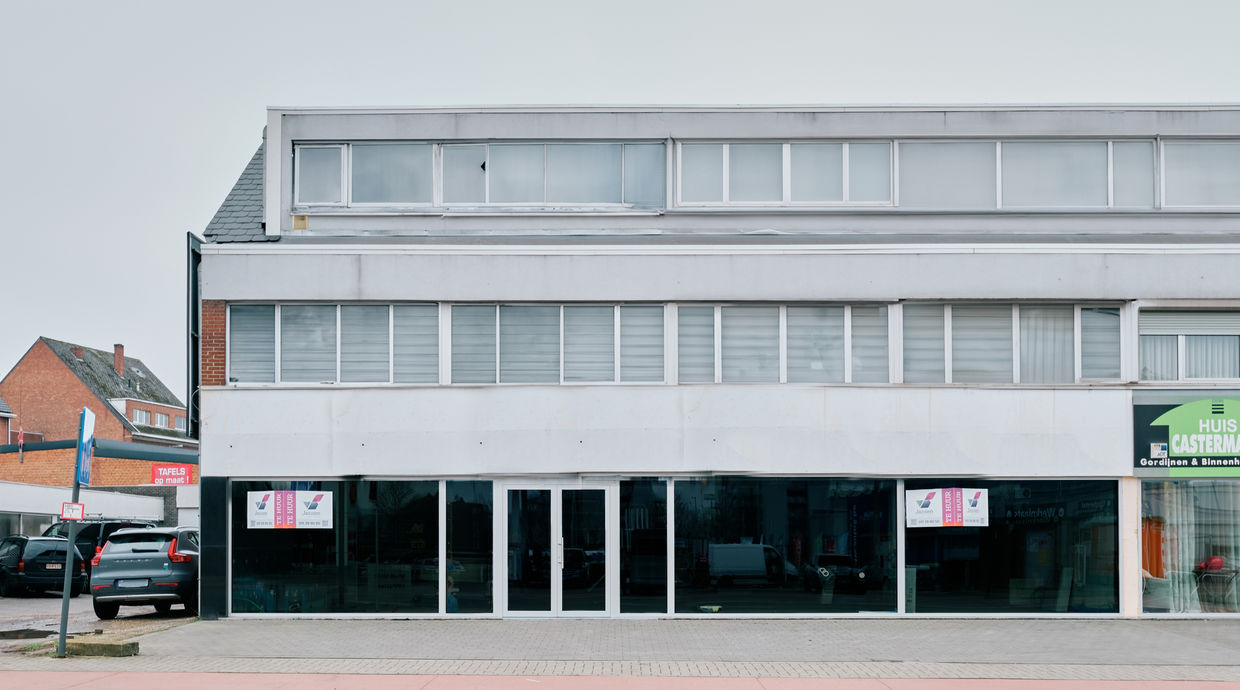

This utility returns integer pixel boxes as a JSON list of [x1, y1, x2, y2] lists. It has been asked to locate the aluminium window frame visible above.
[[132, 409, 151, 425], [346, 141, 436, 209], [674, 141, 895, 208], [1158, 138, 1240, 210], [292, 144, 348, 207], [154, 412, 170, 428]]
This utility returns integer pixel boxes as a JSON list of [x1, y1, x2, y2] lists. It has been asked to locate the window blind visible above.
[[564, 306, 615, 382], [677, 307, 716, 383], [721, 306, 779, 383], [394, 305, 439, 383], [451, 305, 496, 383], [952, 305, 1012, 383], [280, 305, 337, 382], [341, 305, 390, 382], [620, 306, 664, 382], [499, 305, 560, 383], [786, 306, 844, 383], [851, 306, 889, 383], [229, 305, 275, 382]]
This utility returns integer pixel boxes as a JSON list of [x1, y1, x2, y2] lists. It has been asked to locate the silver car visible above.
[[89, 527, 199, 619]]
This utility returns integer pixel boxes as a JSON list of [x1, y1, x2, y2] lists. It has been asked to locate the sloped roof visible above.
[[204, 143, 274, 243], [0, 393, 12, 416], [40, 337, 184, 410]]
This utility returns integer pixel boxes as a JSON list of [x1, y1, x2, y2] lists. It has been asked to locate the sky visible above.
[[1, 0, 1238, 404]]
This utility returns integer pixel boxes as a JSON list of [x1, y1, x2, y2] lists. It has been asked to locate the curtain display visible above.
[[1142, 480, 1240, 613]]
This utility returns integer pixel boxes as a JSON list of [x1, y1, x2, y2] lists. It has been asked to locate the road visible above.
[[0, 589, 193, 653]]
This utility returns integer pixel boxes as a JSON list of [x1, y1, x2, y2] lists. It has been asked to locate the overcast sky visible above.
[[2, 0, 1238, 404]]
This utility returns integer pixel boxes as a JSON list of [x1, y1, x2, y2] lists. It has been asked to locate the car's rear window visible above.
[[102, 533, 174, 554], [24, 542, 67, 559]]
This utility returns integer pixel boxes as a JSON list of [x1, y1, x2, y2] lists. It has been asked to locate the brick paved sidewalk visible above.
[[1, 618, 1238, 681]]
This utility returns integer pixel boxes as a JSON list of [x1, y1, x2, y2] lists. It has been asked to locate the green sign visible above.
[[1137, 398, 1240, 475]]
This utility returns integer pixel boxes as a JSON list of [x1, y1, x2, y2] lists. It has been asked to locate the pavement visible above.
[[0, 617, 1239, 686]]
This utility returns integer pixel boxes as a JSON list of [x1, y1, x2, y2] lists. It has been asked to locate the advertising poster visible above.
[[906, 488, 989, 527], [247, 491, 333, 529], [1134, 395, 1240, 477]]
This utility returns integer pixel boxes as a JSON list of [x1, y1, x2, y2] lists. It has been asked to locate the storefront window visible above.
[[621, 478, 667, 613], [231, 480, 438, 613], [446, 481, 493, 614], [674, 477, 896, 614], [904, 479, 1117, 613], [1142, 480, 1240, 614]]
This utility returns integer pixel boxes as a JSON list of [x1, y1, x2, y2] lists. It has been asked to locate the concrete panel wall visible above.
[[199, 386, 1131, 479]]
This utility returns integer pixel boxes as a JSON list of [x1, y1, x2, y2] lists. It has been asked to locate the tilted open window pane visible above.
[[620, 306, 664, 382], [790, 144, 843, 202], [451, 305, 496, 383], [1185, 335, 1240, 378], [1164, 141, 1240, 206], [489, 145, 545, 203], [721, 306, 779, 382], [1081, 308, 1121, 379], [728, 144, 782, 202], [393, 305, 439, 383], [847, 143, 891, 201], [499, 306, 560, 383], [564, 306, 615, 382], [899, 142, 996, 209], [1139, 335, 1178, 381], [786, 306, 844, 383], [442, 145, 487, 204], [296, 147, 342, 204], [681, 144, 723, 202], [902, 304, 945, 383], [678, 306, 716, 383], [624, 144, 666, 207], [952, 305, 1012, 383], [351, 144, 431, 204], [1002, 142, 1108, 207], [340, 305, 390, 382], [229, 305, 275, 383], [280, 305, 337, 382], [1111, 142, 1155, 208], [1019, 305, 1074, 383], [547, 144, 622, 203], [851, 306, 889, 383]]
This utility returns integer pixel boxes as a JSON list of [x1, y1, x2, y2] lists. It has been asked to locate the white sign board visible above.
[[246, 491, 333, 529], [905, 488, 988, 528], [60, 502, 85, 521]]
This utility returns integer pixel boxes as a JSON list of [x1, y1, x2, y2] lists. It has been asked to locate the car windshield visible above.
[[103, 533, 174, 554]]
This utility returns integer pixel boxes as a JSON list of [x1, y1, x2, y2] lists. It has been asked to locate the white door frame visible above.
[[498, 478, 618, 618]]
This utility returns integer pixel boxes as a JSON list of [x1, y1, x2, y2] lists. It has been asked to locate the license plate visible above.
[[45, 563, 62, 570], [117, 579, 149, 588]]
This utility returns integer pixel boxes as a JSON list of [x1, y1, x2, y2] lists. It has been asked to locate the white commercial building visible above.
[[192, 106, 1240, 619]]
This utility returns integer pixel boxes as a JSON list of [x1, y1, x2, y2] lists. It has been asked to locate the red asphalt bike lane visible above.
[[4, 674, 1239, 689]]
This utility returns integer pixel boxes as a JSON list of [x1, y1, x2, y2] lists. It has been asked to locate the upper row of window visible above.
[[294, 140, 1240, 210]]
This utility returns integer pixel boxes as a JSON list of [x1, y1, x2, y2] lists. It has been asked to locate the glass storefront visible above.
[[231, 480, 439, 613], [674, 478, 897, 614], [1142, 479, 1240, 614], [904, 479, 1118, 613], [225, 476, 1129, 617]]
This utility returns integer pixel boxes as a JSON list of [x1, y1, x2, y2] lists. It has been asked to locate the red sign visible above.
[[150, 463, 195, 485]]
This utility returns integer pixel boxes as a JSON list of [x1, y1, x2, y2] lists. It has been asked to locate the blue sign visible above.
[[76, 407, 95, 486]]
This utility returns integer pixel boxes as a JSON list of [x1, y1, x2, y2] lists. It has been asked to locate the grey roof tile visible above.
[[0, 394, 11, 416], [204, 143, 275, 243]]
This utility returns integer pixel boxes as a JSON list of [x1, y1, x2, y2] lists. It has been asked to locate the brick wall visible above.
[[0, 447, 198, 487], [202, 300, 226, 387], [0, 341, 129, 442]]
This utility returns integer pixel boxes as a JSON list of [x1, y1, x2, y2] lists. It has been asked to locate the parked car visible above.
[[43, 519, 155, 576], [90, 526, 199, 619], [707, 543, 799, 587], [0, 536, 86, 597], [802, 554, 870, 594]]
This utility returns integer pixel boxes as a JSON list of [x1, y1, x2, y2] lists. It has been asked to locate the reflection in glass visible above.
[[508, 490, 551, 611], [562, 490, 606, 612], [447, 481, 493, 614], [621, 479, 667, 613], [1142, 480, 1240, 614], [231, 480, 438, 613], [904, 479, 1117, 613], [674, 477, 896, 614]]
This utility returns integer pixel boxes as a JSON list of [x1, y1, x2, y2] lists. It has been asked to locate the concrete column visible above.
[[1119, 476, 1142, 618]]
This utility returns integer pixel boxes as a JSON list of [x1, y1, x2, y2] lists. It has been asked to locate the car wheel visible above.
[[93, 600, 119, 620]]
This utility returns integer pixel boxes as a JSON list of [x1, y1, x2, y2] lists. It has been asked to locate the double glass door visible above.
[[505, 483, 613, 616]]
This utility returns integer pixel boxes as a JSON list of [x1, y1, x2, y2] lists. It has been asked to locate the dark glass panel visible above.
[[561, 489, 606, 611], [905, 479, 1117, 613], [446, 481, 493, 614], [621, 478, 667, 613], [674, 477, 896, 614], [230, 480, 438, 613], [507, 489, 551, 611]]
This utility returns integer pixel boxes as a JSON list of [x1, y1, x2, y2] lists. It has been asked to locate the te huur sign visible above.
[[1134, 394, 1240, 478]]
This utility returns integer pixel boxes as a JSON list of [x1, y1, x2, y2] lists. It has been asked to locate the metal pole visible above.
[[56, 478, 80, 658]]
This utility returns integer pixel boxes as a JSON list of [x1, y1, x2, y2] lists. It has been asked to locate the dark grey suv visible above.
[[89, 527, 199, 619], [0, 536, 86, 597]]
